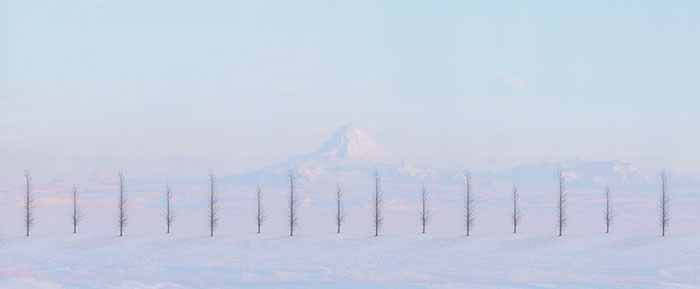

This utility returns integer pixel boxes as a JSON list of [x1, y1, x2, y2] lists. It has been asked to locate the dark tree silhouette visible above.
[[419, 183, 430, 234], [511, 184, 522, 234], [556, 170, 567, 237], [334, 182, 346, 234], [70, 182, 82, 234], [24, 170, 34, 237], [117, 170, 127, 237], [165, 183, 174, 234], [463, 170, 475, 236], [255, 184, 265, 234], [604, 184, 614, 234], [660, 170, 670, 237], [372, 170, 383, 237], [288, 169, 299, 236], [208, 170, 218, 237]]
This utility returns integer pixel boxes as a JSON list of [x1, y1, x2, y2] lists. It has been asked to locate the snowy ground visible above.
[[2, 129, 699, 288], [1, 231, 699, 289]]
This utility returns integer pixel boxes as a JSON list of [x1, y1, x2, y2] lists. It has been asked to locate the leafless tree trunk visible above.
[[165, 183, 174, 234], [288, 169, 298, 236], [420, 183, 430, 234], [660, 170, 670, 237], [604, 183, 614, 234], [70, 182, 82, 234], [334, 182, 346, 234], [372, 170, 383, 237], [463, 170, 475, 236], [255, 184, 265, 234], [511, 184, 522, 234], [208, 170, 218, 237], [117, 170, 127, 237], [556, 170, 567, 237], [24, 170, 34, 237]]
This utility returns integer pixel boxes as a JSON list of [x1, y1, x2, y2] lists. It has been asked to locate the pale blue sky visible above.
[[1, 0, 699, 177]]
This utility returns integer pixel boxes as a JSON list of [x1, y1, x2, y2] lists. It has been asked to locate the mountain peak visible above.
[[246, 125, 392, 181], [311, 124, 390, 163]]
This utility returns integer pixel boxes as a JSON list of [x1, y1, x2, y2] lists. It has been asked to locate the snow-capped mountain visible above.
[[221, 124, 445, 186], [310, 124, 391, 164], [232, 125, 395, 183], [223, 125, 689, 194]]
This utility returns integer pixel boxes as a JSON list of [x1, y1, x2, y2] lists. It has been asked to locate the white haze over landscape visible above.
[[2, 1, 700, 288], [1, 125, 700, 288]]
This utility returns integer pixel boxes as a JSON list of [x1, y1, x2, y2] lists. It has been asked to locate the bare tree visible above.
[[604, 183, 614, 234], [117, 170, 127, 237], [255, 184, 265, 234], [556, 170, 567, 237], [165, 183, 174, 234], [463, 170, 475, 236], [420, 183, 430, 234], [372, 170, 383, 237], [660, 170, 670, 237], [288, 169, 298, 236], [70, 182, 82, 234], [208, 170, 218, 237], [24, 170, 34, 237], [511, 184, 522, 234], [334, 182, 346, 234]]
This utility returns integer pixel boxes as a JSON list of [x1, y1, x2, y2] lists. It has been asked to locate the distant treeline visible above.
[[17, 168, 672, 237]]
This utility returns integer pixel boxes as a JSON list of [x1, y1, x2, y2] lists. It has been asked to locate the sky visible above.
[[1, 0, 699, 179]]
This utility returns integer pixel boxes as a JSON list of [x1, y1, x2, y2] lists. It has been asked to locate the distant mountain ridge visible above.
[[222, 125, 681, 192], [223, 125, 436, 185]]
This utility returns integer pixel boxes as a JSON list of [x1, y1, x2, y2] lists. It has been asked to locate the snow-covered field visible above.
[[2, 126, 700, 288], [1, 231, 699, 289]]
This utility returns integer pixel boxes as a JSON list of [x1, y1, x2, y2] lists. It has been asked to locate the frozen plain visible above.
[[1, 231, 699, 289], [2, 126, 699, 288]]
